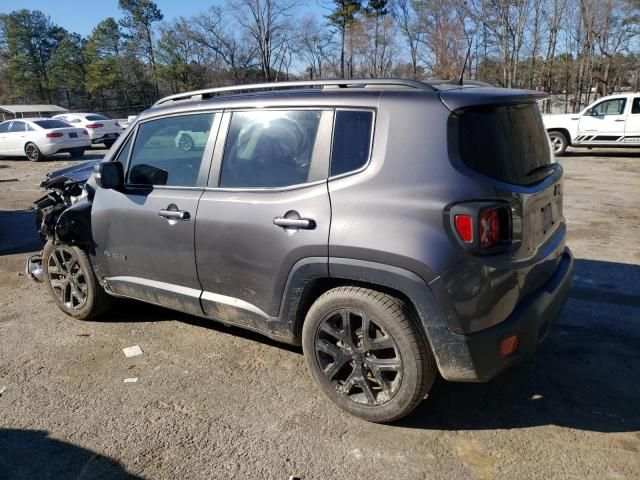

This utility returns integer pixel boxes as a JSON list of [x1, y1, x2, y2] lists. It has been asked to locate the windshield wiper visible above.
[[527, 163, 559, 177]]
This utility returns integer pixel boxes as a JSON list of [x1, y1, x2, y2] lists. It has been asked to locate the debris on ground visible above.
[[122, 345, 143, 358], [123, 378, 138, 383], [0, 384, 6, 395]]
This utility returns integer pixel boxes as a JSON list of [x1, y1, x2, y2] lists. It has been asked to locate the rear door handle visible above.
[[273, 217, 315, 229], [614, 119, 626, 122], [158, 209, 190, 220]]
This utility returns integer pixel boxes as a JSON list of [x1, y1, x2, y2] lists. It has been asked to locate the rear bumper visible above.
[[40, 140, 91, 155], [430, 247, 574, 382], [91, 132, 120, 143]]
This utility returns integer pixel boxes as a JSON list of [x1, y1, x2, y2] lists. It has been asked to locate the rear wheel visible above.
[[548, 131, 568, 156], [43, 241, 112, 320], [302, 286, 437, 423], [103, 140, 116, 149], [25, 142, 45, 162], [69, 148, 85, 159]]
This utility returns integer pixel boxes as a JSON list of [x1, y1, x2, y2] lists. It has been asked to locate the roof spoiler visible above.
[[439, 88, 549, 113]]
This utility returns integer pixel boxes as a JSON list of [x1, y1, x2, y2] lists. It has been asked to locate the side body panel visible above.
[[92, 187, 204, 316]]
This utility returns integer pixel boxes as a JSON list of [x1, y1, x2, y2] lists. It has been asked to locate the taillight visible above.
[[46, 132, 64, 138], [454, 215, 473, 243], [449, 202, 511, 254], [479, 208, 500, 248], [85, 123, 103, 128]]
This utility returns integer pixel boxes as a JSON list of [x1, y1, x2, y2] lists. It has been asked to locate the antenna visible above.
[[458, 39, 473, 86]]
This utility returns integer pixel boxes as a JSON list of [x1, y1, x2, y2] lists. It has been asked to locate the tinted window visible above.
[[9, 121, 26, 132], [220, 110, 321, 188], [86, 114, 109, 121], [590, 99, 626, 116], [33, 120, 71, 129], [331, 110, 373, 176], [632, 98, 640, 114], [115, 134, 134, 164], [0, 122, 9, 133], [125, 113, 215, 187], [457, 103, 552, 186]]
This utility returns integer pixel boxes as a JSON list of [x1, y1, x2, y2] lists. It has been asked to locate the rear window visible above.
[[331, 110, 374, 176], [85, 114, 109, 121], [33, 120, 70, 129], [457, 103, 552, 185]]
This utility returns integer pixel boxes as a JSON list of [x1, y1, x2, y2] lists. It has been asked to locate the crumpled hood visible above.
[[40, 159, 101, 187]]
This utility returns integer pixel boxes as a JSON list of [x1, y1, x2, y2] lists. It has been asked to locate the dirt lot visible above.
[[1, 148, 639, 480]]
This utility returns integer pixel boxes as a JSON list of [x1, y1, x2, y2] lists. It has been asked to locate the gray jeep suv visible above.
[[29, 79, 574, 423]]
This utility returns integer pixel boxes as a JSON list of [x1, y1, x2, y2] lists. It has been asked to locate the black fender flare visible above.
[[54, 199, 93, 247], [279, 257, 477, 380]]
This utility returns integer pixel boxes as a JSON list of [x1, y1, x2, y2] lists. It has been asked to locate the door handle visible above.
[[273, 217, 315, 229], [158, 209, 190, 220], [614, 119, 626, 122]]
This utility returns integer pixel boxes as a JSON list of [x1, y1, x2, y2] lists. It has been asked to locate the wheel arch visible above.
[[281, 257, 446, 352], [547, 127, 572, 146]]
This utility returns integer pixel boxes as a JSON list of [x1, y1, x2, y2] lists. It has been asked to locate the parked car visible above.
[[174, 130, 210, 151], [0, 118, 91, 161], [52, 113, 122, 148], [27, 79, 573, 423], [543, 93, 640, 155]]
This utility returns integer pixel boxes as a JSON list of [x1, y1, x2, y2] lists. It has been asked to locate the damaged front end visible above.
[[27, 161, 99, 282]]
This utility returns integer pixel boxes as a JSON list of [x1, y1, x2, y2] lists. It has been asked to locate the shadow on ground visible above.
[[400, 258, 640, 433], [0, 429, 143, 480], [0, 210, 42, 255]]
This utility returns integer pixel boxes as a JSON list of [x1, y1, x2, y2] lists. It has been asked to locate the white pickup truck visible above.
[[543, 93, 640, 155]]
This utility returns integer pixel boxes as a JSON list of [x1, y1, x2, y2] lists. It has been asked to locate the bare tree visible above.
[[393, 0, 423, 79], [193, 7, 257, 84], [231, 0, 298, 81]]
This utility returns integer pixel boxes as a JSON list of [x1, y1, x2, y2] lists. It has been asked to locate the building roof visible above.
[[0, 104, 69, 114]]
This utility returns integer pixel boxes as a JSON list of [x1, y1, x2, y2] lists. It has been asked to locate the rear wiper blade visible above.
[[527, 163, 558, 177]]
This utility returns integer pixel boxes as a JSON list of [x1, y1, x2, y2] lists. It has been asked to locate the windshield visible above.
[[456, 103, 552, 185]]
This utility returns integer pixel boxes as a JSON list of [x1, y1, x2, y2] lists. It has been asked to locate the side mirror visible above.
[[96, 161, 124, 189]]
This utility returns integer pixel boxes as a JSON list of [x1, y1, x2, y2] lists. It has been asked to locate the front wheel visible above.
[[302, 286, 437, 423], [25, 142, 45, 162], [42, 241, 112, 320], [548, 131, 568, 156]]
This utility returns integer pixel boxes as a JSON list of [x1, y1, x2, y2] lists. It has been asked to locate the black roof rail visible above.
[[153, 78, 435, 106]]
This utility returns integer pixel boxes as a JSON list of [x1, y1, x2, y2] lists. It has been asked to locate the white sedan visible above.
[[0, 118, 91, 162], [53, 112, 123, 148]]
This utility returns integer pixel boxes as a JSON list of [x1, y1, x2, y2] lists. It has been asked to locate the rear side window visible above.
[[220, 110, 322, 188], [331, 110, 373, 176], [33, 120, 70, 129], [456, 103, 552, 186], [631, 98, 640, 114], [86, 114, 109, 121], [125, 113, 215, 187], [9, 121, 26, 132]]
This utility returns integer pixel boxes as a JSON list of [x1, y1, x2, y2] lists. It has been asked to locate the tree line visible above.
[[1, 0, 639, 117]]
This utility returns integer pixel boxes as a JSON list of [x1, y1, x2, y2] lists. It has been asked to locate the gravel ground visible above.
[[0, 148, 639, 480]]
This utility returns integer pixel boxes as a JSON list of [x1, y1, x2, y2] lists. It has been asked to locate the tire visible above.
[[42, 240, 112, 320], [178, 133, 194, 151], [548, 131, 568, 156], [103, 140, 115, 149], [25, 142, 45, 162], [302, 286, 437, 423], [69, 148, 85, 159]]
